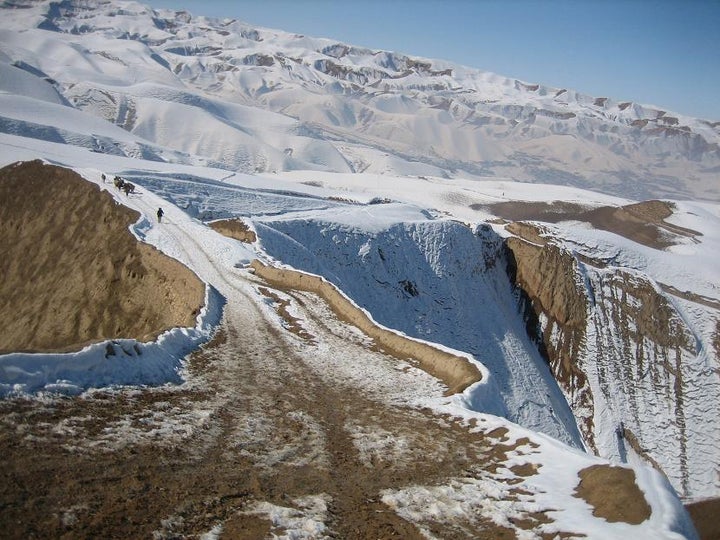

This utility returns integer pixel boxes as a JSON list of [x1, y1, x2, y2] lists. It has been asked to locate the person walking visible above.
[[157, 207, 164, 223]]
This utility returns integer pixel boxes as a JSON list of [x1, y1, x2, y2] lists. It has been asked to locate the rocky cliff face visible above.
[[505, 234, 595, 448], [505, 217, 720, 499]]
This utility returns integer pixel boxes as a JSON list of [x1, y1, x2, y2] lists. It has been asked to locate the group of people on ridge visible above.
[[103, 172, 165, 224]]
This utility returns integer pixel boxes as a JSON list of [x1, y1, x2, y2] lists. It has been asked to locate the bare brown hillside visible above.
[[0, 160, 204, 354], [486, 199, 699, 249]]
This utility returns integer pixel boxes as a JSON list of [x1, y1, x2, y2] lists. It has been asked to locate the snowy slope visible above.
[[0, 134, 701, 538], [128, 160, 720, 501], [1, 0, 719, 201], [251, 213, 584, 448]]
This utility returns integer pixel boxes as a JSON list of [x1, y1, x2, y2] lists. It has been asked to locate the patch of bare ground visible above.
[[685, 497, 720, 540], [574, 465, 651, 524], [0, 284, 566, 539], [208, 218, 257, 243], [0, 160, 204, 353], [484, 199, 700, 249]]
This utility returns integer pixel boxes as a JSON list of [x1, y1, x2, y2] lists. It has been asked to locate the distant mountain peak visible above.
[[1, 0, 719, 201]]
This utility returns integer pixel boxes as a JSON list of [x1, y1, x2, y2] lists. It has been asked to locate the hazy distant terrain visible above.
[[1, 0, 719, 202]]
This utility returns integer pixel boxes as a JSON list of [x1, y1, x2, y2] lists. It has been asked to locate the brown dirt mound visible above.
[[574, 465, 651, 524], [685, 497, 720, 540], [208, 218, 257, 243], [0, 160, 204, 353], [486, 199, 699, 249]]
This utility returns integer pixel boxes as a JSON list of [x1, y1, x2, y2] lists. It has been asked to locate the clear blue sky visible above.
[[145, 0, 720, 121]]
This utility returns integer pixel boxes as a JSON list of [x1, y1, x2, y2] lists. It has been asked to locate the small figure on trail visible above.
[[101, 173, 106, 183], [157, 207, 164, 223], [122, 182, 135, 196], [114, 176, 124, 190]]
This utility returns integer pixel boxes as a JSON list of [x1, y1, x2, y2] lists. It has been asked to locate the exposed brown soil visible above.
[[208, 218, 257, 243], [485, 199, 700, 249], [504, 237, 586, 330], [0, 160, 204, 353], [574, 465, 651, 524], [685, 497, 720, 540]]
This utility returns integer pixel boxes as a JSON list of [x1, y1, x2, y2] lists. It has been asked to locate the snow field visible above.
[[0, 129, 706, 538]]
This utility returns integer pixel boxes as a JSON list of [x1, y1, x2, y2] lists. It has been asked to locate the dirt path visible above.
[[0, 262, 551, 539]]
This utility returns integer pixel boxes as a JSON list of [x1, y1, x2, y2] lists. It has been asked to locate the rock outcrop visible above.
[[505, 234, 595, 448], [505, 218, 719, 499]]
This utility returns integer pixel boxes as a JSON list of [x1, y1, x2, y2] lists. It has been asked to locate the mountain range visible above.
[[2, 0, 719, 202]]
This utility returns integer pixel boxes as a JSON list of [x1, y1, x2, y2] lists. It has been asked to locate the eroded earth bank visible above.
[[0, 160, 204, 354]]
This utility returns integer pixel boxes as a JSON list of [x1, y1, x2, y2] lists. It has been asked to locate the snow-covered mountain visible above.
[[1, 0, 719, 202], [0, 1, 719, 536]]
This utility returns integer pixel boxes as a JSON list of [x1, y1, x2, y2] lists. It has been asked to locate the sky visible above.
[[143, 0, 720, 122]]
